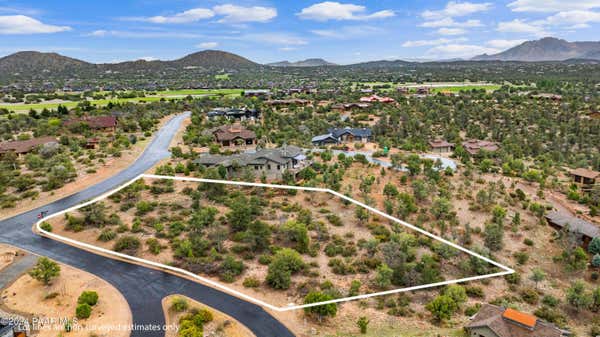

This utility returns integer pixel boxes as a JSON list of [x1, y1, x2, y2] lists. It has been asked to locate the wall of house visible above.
[[467, 327, 499, 337]]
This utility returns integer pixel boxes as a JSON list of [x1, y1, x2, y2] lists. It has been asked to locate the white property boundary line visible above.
[[36, 173, 514, 312]]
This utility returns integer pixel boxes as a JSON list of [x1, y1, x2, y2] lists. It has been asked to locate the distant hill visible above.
[[473, 37, 600, 62], [0, 50, 259, 80], [268, 58, 336, 67], [0, 51, 94, 77]]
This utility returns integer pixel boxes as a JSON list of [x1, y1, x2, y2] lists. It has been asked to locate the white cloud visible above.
[[437, 27, 467, 35], [402, 37, 468, 47], [426, 44, 500, 58], [0, 15, 71, 34], [508, 0, 600, 13], [213, 4, 277, 23], [197, 42, 219, 49], [544, 10, 600, 27], [311, 25, 382, 39], [86, 30, 204, 39], [422, 1, 492, 20], [242, 33, 308, 46], [297, 2, 394, 21], [485, 39, 527, 49], [138, 56, 158, 61], [89, 30, 107, 37], [145, 8, 214, 24], [279, 47, 297, 51], [496, 19, 548, 35], [421, 18, 483, 28]]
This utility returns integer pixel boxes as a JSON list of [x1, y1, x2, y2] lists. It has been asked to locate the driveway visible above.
[[0, 112, 294, 337]]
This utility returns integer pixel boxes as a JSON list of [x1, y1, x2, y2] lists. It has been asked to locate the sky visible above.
[[1, 0, 600, 64]]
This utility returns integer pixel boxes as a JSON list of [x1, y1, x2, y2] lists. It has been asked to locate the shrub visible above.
[[171, 297, 189, 312], [113, 236, 140, 254], [242, 277, 260, 288], [426, 295, 457, 322], [220, 256, 245, 282], [357, 316, 369, 334], [40, 222, 53, 232], [76, 303, 92, 319], [266, 248, 304, 290], [146, 238, 162, 255], [98, 229, 117, 242], [465, 304, 481, 316], [513, 252, 529, 265], [520, 288, 539, 304], [29, 257, 60, 285], [77, 291, 99, 306], [303, 291, 337, 322]]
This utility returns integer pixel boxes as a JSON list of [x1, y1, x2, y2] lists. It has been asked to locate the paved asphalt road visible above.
[[0, 112, 295, 337]]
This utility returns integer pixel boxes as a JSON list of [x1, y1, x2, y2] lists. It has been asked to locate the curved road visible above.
[[0, 112, 294, 337]]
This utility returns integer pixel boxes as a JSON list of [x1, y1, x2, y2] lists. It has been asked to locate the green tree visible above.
[[77, 291, 99, 306], [245, 220, 271, 251], [76, 303, 92, 319], [357, 316, 369, 334], [566, 280, 592, 311], [374, 263, 393, 289], [28, 257, 61, 286], [266, 249, 304, 290], [484, 222, 504, 251], [303, 291, 337, 322], [530, 268, 546, 289], [589, 237, 600, 255], [426, 295, 458, 322], [443, 285, 467, 305], [280, 220, 310, 253]]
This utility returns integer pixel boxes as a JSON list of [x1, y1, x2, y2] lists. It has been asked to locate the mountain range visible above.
[[1, 37, 600, 80], [473, 37, 600, 62], [267, 58, 336, 67]]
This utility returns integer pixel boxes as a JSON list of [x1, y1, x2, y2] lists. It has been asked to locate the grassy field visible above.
[[430, 84, 503, 93], [0, 89, 245, 112], [353, 81, 504, 93], [214, 74, 230, 80]]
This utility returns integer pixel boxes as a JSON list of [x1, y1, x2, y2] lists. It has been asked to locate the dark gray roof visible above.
[[194, 146, 303, 167], [329, 127, 372, 138], [546, 211, 600, 238]]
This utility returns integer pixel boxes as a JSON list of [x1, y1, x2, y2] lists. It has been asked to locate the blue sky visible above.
[[1, 0, 600, 64]]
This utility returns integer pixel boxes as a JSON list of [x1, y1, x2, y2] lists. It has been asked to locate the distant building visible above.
[[416, 87, 431, 95], [194, 145, 310, 180], [265, 99, 311, 107], [570, 168, 600, 188], [205, 124, 257, 147], [0, 136, 57, 157], [397, 87, 410, 94], [545, 211, 600, 249], [429, 139, 455, 153], [531, 93, 562, 101], [465, 304, 568, 337], [359, 95, 395, 103], [462, 139, 499, 155], [312, 127, 372, 146], [207, 107, 260, 121], [65, 116, 118, 131], [331, 103, 371, 112], [243, 89, 271, 98]]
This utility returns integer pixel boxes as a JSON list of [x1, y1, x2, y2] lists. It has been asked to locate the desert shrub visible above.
[[243, 277, 260, 288], [171, 297, 189, 312], [146, 238, 162, 255], [76, 303, 92, 319], [520, 288, 539, 304], [113, 236, 140, 254], [77, 291, 99, 306], [266, 248, 304, 290], [40, 222, 53, 232], [220, 256, 245, 282], [98, 229, 117, 242]]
